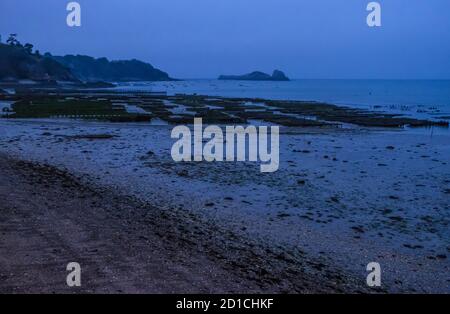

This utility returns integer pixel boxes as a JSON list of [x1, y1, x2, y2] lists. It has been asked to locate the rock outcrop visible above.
[[219, 70, 289, 81]]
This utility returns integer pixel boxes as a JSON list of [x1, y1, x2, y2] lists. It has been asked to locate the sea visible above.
[[113, 79, 450, 135]]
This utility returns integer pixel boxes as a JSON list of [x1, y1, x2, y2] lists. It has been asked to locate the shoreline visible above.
[[1, 89, 448, 129], [0, 88, 449, 293], [0, 117, 449, 293], [118, 79, 450, 123], [0, 154, 368, 293]]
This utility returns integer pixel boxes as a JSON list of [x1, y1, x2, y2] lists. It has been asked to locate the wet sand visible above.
[[0, 117, 449, 293], [0, 154, 368, 293]]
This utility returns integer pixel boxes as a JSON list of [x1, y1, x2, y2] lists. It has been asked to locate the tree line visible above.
[[0, 33, 52, 58]]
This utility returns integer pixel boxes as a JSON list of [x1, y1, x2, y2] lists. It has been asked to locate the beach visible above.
[[0, 112, 448, 293], [1, 0, 450, 299], [0, 152, 368, 293]]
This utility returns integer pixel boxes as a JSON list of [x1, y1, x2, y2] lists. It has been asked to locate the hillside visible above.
[[0, 43, 78, 82], [52, 55, 174, 82]]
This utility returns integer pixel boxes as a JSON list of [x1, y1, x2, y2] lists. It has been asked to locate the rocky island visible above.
[[218, 70, 290, 81]]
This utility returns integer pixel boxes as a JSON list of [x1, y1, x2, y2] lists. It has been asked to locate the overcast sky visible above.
[[1, 0, 449, 79]]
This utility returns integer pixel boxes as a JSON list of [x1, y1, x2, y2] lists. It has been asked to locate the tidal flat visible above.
[[0, 88, 449, 293], [1, 88, 448, 128]]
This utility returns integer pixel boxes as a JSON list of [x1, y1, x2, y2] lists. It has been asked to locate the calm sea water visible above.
[[114, 79, 450, 122]]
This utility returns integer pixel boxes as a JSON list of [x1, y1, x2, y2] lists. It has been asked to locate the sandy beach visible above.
[[0, 115, 448, 293], [0, 153, 369, 293]]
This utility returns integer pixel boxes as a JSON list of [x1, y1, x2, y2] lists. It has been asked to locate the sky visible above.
[[1, 0, 449, 79]]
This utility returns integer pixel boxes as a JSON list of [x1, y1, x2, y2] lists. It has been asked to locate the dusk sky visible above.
[[1, 0, 449, 79]]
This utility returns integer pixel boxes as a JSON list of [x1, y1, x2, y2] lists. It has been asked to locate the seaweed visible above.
[[2, 89, 448, 129]]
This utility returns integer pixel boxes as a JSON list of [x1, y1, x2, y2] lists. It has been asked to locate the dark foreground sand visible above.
[[0, 154, 368, 293]]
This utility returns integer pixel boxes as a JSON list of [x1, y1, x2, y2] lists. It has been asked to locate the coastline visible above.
[[128, 79, 450, 123], [2, 0, 450, 299], [0, 153, 367, 293], [0, 114, 449, 293]]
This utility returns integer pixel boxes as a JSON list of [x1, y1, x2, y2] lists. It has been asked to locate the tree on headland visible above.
[[6, 34, 16, 45], [6, 34, 21, 47], [24, 43, 34, 54]]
